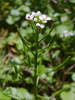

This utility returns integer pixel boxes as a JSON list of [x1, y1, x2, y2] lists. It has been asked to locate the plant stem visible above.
[[34, 32, 39, 100]]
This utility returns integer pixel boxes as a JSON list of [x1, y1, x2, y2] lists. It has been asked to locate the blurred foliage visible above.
[[0, 0, 75, 100]]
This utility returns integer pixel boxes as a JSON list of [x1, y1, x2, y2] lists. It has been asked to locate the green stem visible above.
[[34, 32, 39, 100]]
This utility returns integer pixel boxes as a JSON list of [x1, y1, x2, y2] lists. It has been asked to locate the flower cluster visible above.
[[60, 30, 75, 37], [25, 11, 51, 29]]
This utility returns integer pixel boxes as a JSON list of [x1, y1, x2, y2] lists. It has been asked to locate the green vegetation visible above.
[[0, 0, 75, 100]]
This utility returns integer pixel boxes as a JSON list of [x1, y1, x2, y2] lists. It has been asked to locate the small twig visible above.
[[39, 78, 57, 92], [2, 51, 14, 62], [65, 64, 75, 74], [51, 0, 58, 4]]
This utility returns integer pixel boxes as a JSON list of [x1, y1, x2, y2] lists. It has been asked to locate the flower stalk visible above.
[[25, 11, 51, 100], [34, 32, 39, 100], [16, 11, 71, 100]]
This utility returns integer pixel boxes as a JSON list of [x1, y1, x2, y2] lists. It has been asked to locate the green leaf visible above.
[[17, 27, 31, 45], [10, 9, 20, 16], [6, 16, 20, 25], [51, 87, 69, 97], [46, 56, 70, 74], [56, 24, 73, 34], [16, 38, 23, 50], [6, 16, 15, 25], [69, 0, 75, 3], [52, 50, 60, 59], [3, 87, 34, 100], [72, 73, 75, 82], [17, 88, 34, 100], [71, 83, 75, 92], [60, 91, 75, 100], [38, 34, 57, 53], [19, 5, 30, 12], [38, 26, 54, 43], [0, 92, 11, 100], [21, 21, 28, 27], [3, 93, 19, 100], [52, 56, 70, 72], [17, 27, 35, 55], [37, 95, 49, 100], [37, 65, 46, 76]]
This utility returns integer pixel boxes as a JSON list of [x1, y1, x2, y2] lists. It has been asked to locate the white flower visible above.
[[60, 34, 64, 37], [63, 30, 68, 33], [34, 18, 37, 21], [25, 11, 52, 29], [36, 11, 41, 16], [26, 14, 34, 20], [32, 11, 41, 17], [39, 15, 47, 23], [36, 23, 45, 29], [39, 14, 51, 23], [64, 34, 69, 37], [46, 17, 51, 20], [32, 12, 36, 16], [69, 32, 74, 36], [39, 14, 46, 20]]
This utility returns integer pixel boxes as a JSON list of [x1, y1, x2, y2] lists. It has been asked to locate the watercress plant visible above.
[[16, 11, 70, 100]]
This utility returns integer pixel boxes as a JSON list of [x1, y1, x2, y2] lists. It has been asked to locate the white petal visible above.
[[42, 20, 47, 23], [36, 11, 41, 16], [36, 23, 40, 26], [63, 30, 68, 33], [40, 24, 45, 28], [34, 18, 37, 21], [34, 11, 41, 16], [42, 14, 47, 18], [32, 12, 36, 16], [30, 15, 34, 19], [25, 14, 34, 20], [26, 14, 30, 19], [39, 15, 43, 20], [36, 23, 45, 29], [46, 17, 51, 20], [64, 34, 69, 37], [39, 15, 47, 21]]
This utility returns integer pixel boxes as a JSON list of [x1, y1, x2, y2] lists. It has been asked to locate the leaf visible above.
[[16, 38, 23, 50], [38, 26, 54, 43], [51, 87, 69, 97], [16, 88, 34, 100], [21, 21, 28, 27], [6, 16, 15, 25], [72, 73, 75, 82], [6, 32, 17, 44], [10, 9, 20, 16], [37, 95, 49, 100], [3, 87, 34, 100], [52, 50, 60, 59], [17, 27, 35, 55], [38, 34, 57, 53], [6, 16, 20, 25], [0, 92, 11, 100], [69, 0, 75, 3], [52, 56, 70, 72], [60, 91, 75, 100], [19, 5, 30, 12], [56, 24, 73, 34], [3, 93, 19, 100], [71, 83, 75, 92], [37, 65, 46, 76], [46, 56, 70, 74], [17, 27, 31, 45]]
